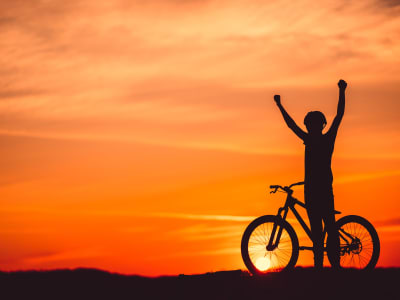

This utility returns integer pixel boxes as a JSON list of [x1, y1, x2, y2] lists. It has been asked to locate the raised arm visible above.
[[328, 79, 347, 135], [274, 95, 307, 140]]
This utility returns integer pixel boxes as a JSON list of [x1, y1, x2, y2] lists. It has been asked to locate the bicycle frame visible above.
[[272, 191, 356, 254], [267, 189, 314, 251], [266, 183, 360, 254]]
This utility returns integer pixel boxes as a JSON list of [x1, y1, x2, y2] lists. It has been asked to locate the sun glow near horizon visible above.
[[255, 257, 271, 272]]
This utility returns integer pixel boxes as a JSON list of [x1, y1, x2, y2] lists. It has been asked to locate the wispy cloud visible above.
[[176, 247, 240, 257], [150, 212, 256, 222], [0, 206, 258, 222], [23, 248, 104, 266], [1, 0, 399, 148], [335, 170, 400, 184], [374, 217, 400, 227], [165, 224, 243, 241], [375, 0, 400, 9], [150, 246, 240, 260]]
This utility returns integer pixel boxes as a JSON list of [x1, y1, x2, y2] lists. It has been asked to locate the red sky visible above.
[[0, 0, 399, 275]]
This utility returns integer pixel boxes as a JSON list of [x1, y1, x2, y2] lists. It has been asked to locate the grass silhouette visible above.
[[1, 267, 398, 300]]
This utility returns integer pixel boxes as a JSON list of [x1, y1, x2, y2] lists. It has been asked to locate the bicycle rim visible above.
[[242, 216, 298, 274], [337, 217, 379, 269]]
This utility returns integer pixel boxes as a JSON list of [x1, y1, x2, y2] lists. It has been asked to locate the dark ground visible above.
[[0, 267, 398, 300]]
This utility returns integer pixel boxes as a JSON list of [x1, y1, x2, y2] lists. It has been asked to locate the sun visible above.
[[255, 256, 271, 271]]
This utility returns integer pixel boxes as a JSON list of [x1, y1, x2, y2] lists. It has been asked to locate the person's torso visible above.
[[304, 133, 335, 185]]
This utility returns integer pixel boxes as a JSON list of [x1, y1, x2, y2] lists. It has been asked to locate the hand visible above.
[[338, 79, 347, 90], [274, 95, 281, 105]]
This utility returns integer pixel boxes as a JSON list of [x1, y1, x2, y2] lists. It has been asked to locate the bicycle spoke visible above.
[[246, 220, 294, 273], [337, 220, 377, 269]]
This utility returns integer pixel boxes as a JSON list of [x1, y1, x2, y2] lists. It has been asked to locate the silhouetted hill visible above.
[[1, 267, 398, 300]]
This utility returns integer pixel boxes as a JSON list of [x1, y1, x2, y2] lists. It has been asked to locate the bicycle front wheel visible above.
[[334, 215, 380, 269], [241, 215, 299, 275]]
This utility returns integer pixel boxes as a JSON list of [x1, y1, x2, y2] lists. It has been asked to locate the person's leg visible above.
[[322, 189, 340, 268], [324, 210, 340, 268], [307, 206, 324, 269]]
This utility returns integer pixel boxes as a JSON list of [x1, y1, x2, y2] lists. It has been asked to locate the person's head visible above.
[[304, 111, 327, 134]]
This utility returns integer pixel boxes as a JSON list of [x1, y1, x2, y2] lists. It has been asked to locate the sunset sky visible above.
[[0, 0, 399, 276]]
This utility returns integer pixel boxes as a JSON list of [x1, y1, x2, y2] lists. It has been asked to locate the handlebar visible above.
[[289, 181, 304, 188], [269, 181, 304, 194]]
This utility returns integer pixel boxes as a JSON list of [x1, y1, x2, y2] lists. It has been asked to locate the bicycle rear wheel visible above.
[[333, 215, 380, 269], [241, 215, 299, 275]]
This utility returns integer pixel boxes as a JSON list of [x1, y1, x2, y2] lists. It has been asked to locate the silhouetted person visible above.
[[274, 79, 347, 269]]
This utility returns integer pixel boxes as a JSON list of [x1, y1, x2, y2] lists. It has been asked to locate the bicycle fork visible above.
[[266, 207, 289, 251]]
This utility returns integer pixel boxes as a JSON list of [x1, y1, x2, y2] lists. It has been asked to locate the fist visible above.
[[274, 95, 281, 105], [338, 79, 347, 90]]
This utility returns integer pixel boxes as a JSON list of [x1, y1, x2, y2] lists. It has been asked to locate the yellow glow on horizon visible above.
[[255, 257, 271, 271]]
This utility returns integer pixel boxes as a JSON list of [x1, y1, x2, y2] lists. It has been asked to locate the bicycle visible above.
[[241, 181, 380, 274]]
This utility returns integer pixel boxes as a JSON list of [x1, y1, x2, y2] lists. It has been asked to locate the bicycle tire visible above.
[[331, 215, 380, 269], [241, 215, 299, 275]]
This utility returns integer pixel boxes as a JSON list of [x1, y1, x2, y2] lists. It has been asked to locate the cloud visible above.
[[335, 170, 400, 184], [151, 246, 240, 259], [0, 206, 257, 222], [371, 217, 400, 234], [23, 248, 104, 265], [1, 0, 399, 130], [375, 0, 400, 8], [88, 210, 265, 223], [178, 247, 240, 257], [0, 88, 43, 100], [374, 217, 400, 227], [165, 224, 243, 241], [150, 212, 256, 222]]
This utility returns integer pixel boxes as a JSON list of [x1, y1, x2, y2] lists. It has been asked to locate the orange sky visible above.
[[0, 0, 399, 276]]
